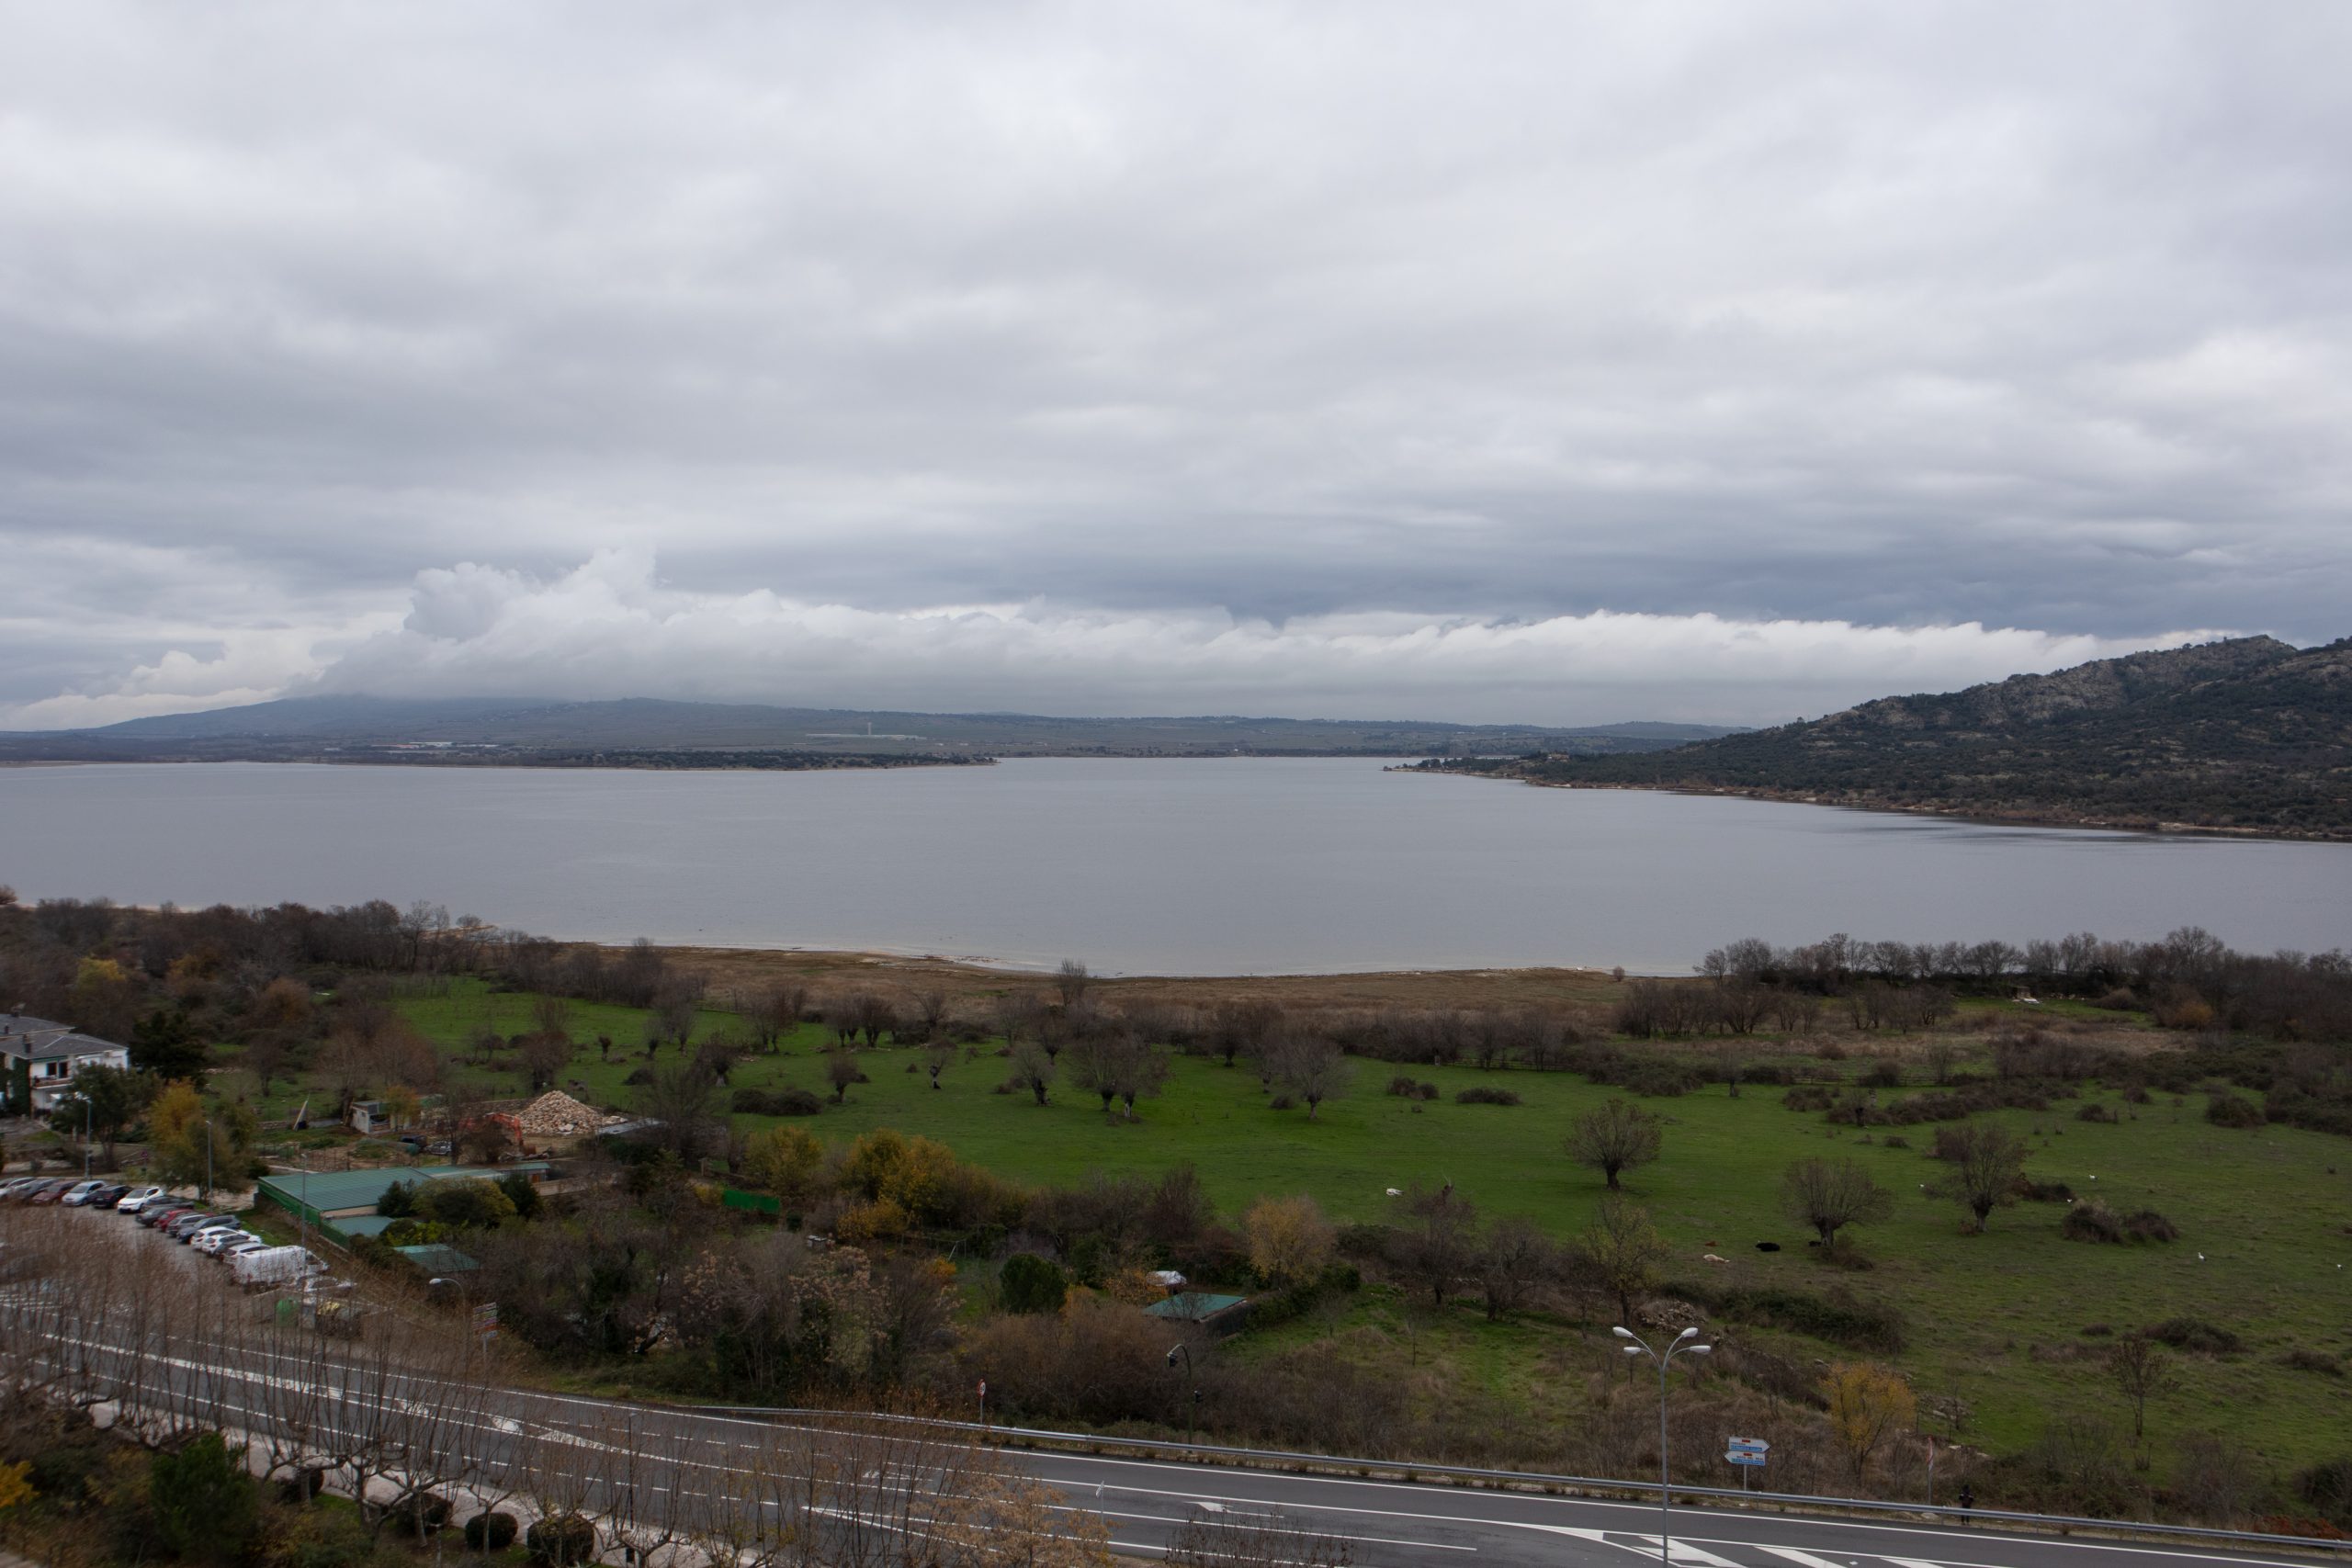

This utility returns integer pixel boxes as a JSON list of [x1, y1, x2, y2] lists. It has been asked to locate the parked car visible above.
[[85, 1184, 130, 1208], [7, 1179, 63, 1202], [183, 1219, 243, 1246], [167, 1212, 231, 1239], [138, 1203, 190, 1227], [114, 1187, 167, 1213], [0, 1178, 44, 1200], [192, 1227, 254, 1256], [220, 1237, 270, 1262], [231, 1246, 328, 1288], [27, 1181, 70, 1205], [59, 1180, 107, 1206]]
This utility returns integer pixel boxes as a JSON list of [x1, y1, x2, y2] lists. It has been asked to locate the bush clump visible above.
[[1385, 1076, 1441, 1100], [2148, 1316, 2241, 1355], [526, 1514, 599, 1568], [1674, 1280, 1905, 1352], [2060, 1201, 2179, 1245], [465, 1512, 521, 1551], [1000, 1252, 1069, 1314], [731, 1086, 823, 1116], [2075, 1102, 2119, 1123], [2205, 1092, 2267, 1129], [1453, 1086, 1521, 1106]]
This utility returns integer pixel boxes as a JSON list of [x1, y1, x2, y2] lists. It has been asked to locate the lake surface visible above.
[[0, 759, 2346, 974]]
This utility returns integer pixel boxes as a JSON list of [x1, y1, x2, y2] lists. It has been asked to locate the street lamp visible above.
[[1165, 1345, 1201, 1447], [1616, 1325, 1711, 1566]]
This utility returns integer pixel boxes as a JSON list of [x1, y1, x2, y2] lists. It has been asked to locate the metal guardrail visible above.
[[680, 1402, 2352, 1556]]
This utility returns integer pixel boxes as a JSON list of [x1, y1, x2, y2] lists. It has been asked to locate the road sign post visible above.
[[1725, 1437, 1769, 1492]]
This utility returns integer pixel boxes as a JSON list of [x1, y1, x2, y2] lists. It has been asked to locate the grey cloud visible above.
[[1, 2, 2345, 725]]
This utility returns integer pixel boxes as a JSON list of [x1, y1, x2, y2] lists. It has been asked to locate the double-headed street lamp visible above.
[[1616, 1325, 1710, 1566]]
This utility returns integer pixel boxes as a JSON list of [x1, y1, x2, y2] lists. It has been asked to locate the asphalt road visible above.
[[10, 1213, 2342, 1568]]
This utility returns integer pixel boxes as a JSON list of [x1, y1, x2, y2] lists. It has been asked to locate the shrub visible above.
[[621, 1066, 654, 1087], [1267, 1094, 1295, 1111], [2148, 1316, 2241, 1355], [1674, 1280, 1905, 1352], [1783, 1086, 1836, 1112], [465, 1512, 520, 1551], [526, 1514, 598, 1568], [2075, 1102, 2119, 1123], [2298, 1456, 2352, 1521], [1858, 1059, 1904, 1089], [2205, 1092, 2266, 1129], [732, 1086, 824, 1116], [1453, 1086, 1521, 1106], [1000, 1251, 1069, 1314], [387, 1493, 452, 1535], [2282, 1348, 2345, 1377], [150, 1432, 259, 1566], [1618, 1060, 1703, 1097], [1385, 1076, 1440, 1100], [2019, 1180, 2075, 1202]]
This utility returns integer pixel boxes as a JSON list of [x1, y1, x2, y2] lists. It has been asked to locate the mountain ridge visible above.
[[1412, 636, 2352, 840], [0, 694, 1739, 761]]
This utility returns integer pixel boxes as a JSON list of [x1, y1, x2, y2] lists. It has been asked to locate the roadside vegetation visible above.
[[3, 887, 2350, 1537]]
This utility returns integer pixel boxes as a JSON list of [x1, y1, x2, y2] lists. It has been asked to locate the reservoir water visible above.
[[0, 758, 2345, 974]]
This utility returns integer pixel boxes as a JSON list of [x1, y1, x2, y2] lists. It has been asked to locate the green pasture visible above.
[[349, 977, 2352, 1468]]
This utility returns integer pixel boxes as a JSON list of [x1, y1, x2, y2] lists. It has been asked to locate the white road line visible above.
[[1759, 1547, 1851, 1568]]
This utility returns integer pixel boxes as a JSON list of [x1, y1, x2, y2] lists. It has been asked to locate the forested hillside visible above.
[[1416, 637, 2352, 837]]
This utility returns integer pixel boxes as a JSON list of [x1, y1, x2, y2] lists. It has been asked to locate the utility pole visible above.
[[1616, 1325, 1712, 1567], [83, 1096, 92, 1179], [1165, 1344, 1200, 1447]]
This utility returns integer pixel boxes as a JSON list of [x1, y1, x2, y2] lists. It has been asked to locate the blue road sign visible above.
[[1725, 1451, 1767, 1466], [1727, 1436, 1769, 1452]]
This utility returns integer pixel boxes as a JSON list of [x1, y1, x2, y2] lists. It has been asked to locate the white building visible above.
[[0, 1012, 133, 1112]]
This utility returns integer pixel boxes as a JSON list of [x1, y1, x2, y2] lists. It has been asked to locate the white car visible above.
[[60, 1180, 107, 1206], [193, 1228, 254, 1256], [220, 1237, 270, 1262], [115, 1187, 169, 1213]]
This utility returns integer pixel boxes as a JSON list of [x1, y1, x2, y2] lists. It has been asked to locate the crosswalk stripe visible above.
[[1632, 1537, 1747, 1568], [1759, 1547, 1849, 1568], [1882, 1558, 1947, 1568]]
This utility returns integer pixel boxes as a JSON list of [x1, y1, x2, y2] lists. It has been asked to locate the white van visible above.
[[231, 1246, 328, 1288]]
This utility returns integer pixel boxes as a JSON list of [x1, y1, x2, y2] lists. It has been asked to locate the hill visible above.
[[1412, 636, 2352, 838], [0, 694, 1736, 764]]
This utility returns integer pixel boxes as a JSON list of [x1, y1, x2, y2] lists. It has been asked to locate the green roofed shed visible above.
[[255, 1162, 549, 1230], [1143, 1292, 1248, 1325]]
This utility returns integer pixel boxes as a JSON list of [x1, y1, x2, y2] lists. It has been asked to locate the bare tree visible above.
[[1054, 959, 1093, 1010], [825, 1048, 865, 1104], [1577, 1193, 1668, 1326], [2109, 1334, 2176, 1443], [923, 1039, 956, 1089], [1781, 1156, 1895, 1250], [1388, 1183, 1479, 1307], [911, 986, 951, 1043], [750, 981, 809, 1050], [1473, 1213, 1562, 1322], [532, 993, 573, 1037], [517, 1030, 574, 1093], [1007, 1040, 1057, 1106], [1268, 1033, 1351, 1121], [1566, 1099, 1663, 1190], [637, 1061, 727, 1163], [1942, 1122, 2027, 1230]]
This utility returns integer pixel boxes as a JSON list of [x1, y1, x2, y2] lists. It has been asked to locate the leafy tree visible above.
[[1001, 1252, 1069, 1314], [635, 1061, 726, 1164], [1822, 1361, 1917, 1479], [1566, 1099, 1663, 1190], [739, 1123, 826, 1205], [149, 1432, 260, 1565], [130, 1008, 209, 1080], [147, 1083, 257, 1195], [377, 1179, 416, 1218], [497, 1169, 543, 1220], [415, 1178, 517, 1230], [1781, 1156, 1896, 1250], [49, 1064, 147, 1163], [1243, 1194, 1336, 1289]]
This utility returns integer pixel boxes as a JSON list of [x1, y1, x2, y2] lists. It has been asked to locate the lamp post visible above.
[[1165, 1345, 1200, 1447], [83, 1095, 93, 1179], [1616, 1324, 1711, 1566]]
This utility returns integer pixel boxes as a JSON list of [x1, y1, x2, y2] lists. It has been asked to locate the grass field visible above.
[[295, 976, 2352, 1471]]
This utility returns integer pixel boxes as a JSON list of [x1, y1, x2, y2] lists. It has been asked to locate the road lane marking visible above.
[[1760, 1547, 1850, 1568]]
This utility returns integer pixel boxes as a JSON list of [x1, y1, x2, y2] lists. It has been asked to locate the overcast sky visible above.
[[4, 3, 2346, 729]]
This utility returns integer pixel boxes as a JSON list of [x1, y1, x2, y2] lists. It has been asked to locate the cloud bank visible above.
[[0, 5, 2341, 726], [1, 552, 2223, 729]]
